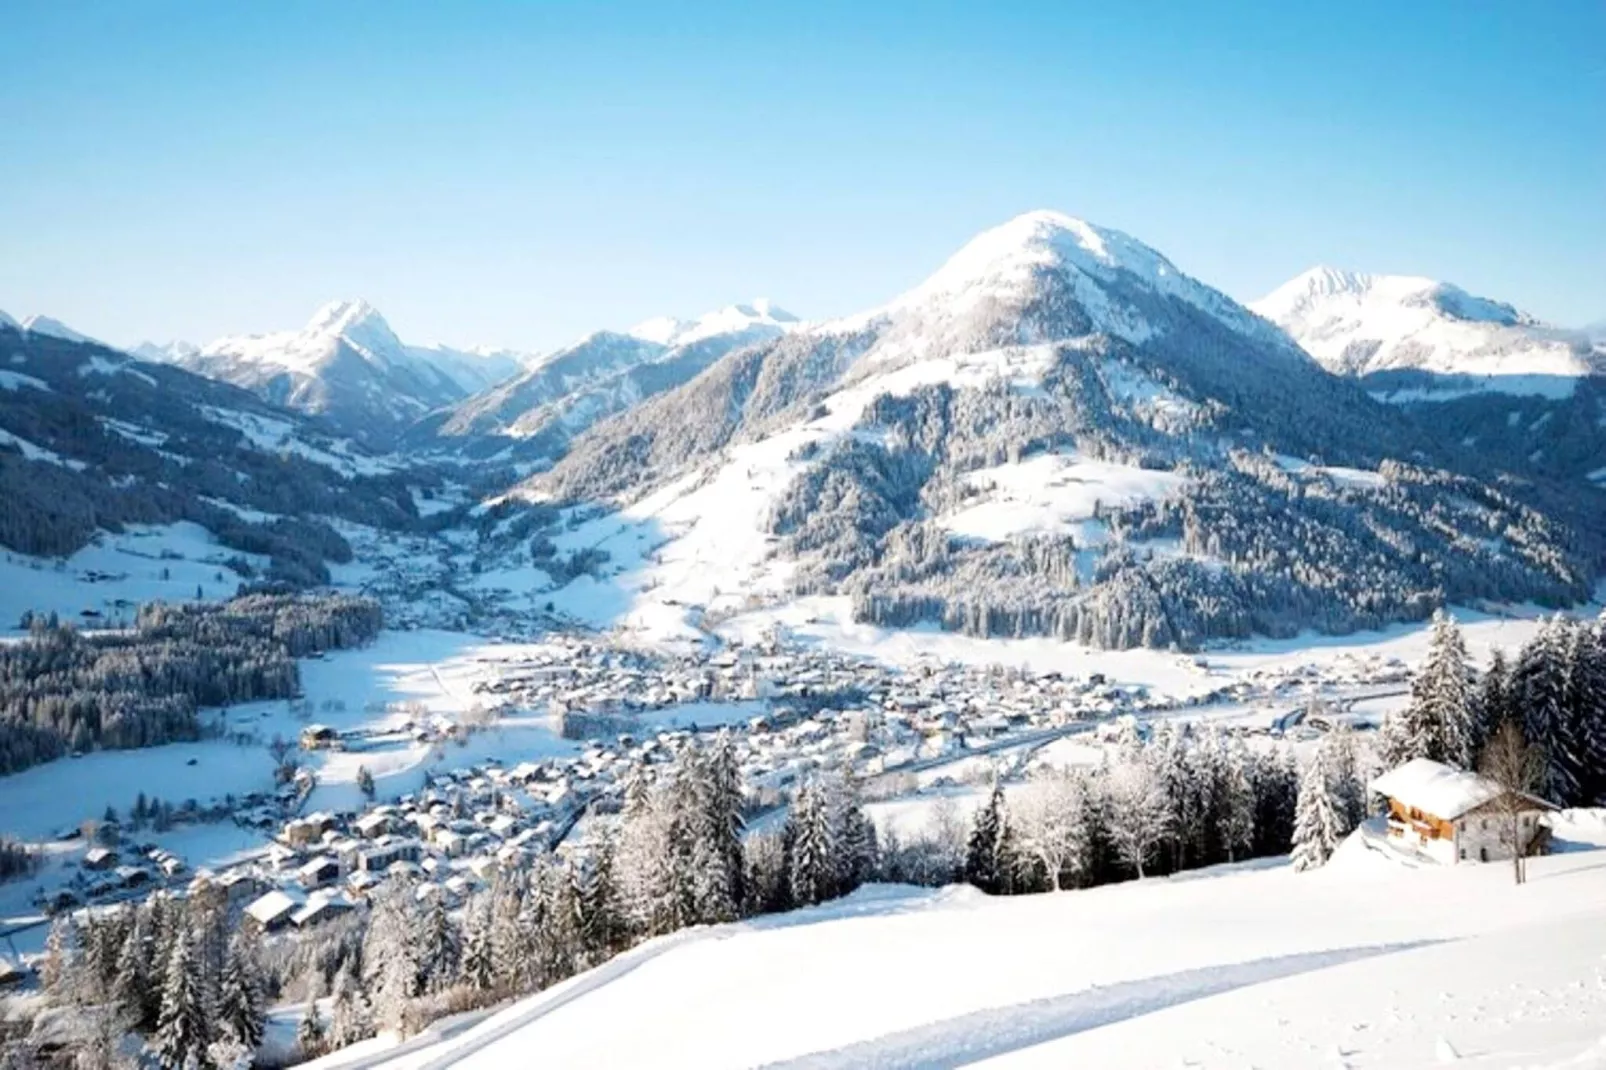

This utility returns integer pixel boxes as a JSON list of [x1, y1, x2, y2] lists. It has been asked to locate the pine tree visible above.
[[964, 783, 1008, 894], [1474, 649, 1512, 760], [575, 830, 626, 962], [1324, 722, 1366, 832], [1218, 739, 1257, 862], [328, 970, 374, 1049], [413, 895, 460, 995], [1291, 747, 1343, 871], [787, 781, 836, 907], [152, 928, 210, 1070], [112, 912, 154, 1032], [41, 916, 72, 1001], [356, 764, 376, 801], [1562, 622, 1606, 806], [1392, 609, 1476, 767], [458, 895, 497, 993], [217, 930, 265, 1053], [1513, 619, 1576, 803], [296, 997, 326, 1059]]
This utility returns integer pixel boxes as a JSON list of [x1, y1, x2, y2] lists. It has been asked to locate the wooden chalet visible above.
[[1370, 757, 1555, 865]]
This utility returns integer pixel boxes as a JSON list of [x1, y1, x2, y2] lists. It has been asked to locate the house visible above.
[[245, 889, 302, 932], [291, 893, 354, 929], [82, 846, 118, 871], [1370, 758, 1557, 865], [298, 857, 341, 889], [357, 838, 423, 873], [300, 724, 341, 750]]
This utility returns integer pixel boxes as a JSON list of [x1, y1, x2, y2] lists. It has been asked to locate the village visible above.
[[0, 623, 1428, 965]]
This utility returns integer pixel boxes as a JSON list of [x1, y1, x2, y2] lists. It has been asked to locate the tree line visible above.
[[0, 593, 381, 776]]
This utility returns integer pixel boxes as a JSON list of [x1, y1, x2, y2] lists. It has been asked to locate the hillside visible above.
[[510, 211, 1605, 650], [328, 820, 1606, 1070], [422, 300, 799, 455], [0, 324, 438, 591]]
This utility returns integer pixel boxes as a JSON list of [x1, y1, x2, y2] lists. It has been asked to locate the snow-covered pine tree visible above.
[[363, 883, 421, 1034], [1564, 622, 1606, 805], [296, 996, 326, 1059], [458, 894, 496, 993], [574, 830, 626, 963], [1323, 721, 1366, 833], [1474, 649, 1512, 762], [1395, 609, 1477, 767], [787, 781, 837, 907], [964, 783, 1008, 894], [328, 968, 374, 1048], [40, 916, 71, 1002], [1218, 738, 1257, 862], [1290, 747, 1343, 871], [112, 910, 154, 1033], [217, 930, 266, 1054], [152, 928, 210, 1070], [487, 873, 529, 994], [1513, 618, 1578, 804], [830, 775, 878, 896], [412, 894, 460, 995]]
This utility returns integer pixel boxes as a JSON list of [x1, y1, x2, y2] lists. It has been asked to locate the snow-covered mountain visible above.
[[515, 210, 1601, 652], [163, 300, 524, 443], [3, 313, 105, 347], [129, 339, 201, 363], [426, 299, 800, 449], [1252, 267, 1601, 399]]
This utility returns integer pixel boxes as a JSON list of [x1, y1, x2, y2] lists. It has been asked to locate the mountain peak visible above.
[[626, 299, 800, 348], [20, 314, 98, 346], [306, 298, 386, 337], [1254, 266, 1587, 391]]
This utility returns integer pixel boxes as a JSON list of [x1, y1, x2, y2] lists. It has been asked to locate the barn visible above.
[[1370, 757, 1555, 865]]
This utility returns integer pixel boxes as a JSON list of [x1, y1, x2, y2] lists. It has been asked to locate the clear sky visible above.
[[1, 0, 1601, 351]]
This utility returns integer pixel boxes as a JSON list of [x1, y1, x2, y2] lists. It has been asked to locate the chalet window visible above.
[[1481, 818, 1489, 830]]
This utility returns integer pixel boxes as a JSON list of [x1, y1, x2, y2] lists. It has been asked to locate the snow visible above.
[[0, 522, 270, 633], [20, 314, 99, 346], [199, 405, 398, 476], [1254, 267, 1597, 396], [77, 353, 157, 386], [0, 426, 86, 470], [345, 831, 1606, 1070], [0, 368, 50, 392], [1276, 455, 1388, 489], [197, 300, 522, 396], [1368, 758, 1511, 821], [627, 299, 800, 348], [941, 452, 1185, 545], [867, 210, 1293, 352]]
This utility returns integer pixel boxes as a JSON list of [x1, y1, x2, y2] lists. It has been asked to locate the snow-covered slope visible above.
[[16, 313, 102, 347], [1253, 267, 1601, 399], [427, 299, 800, 448], [627, 298, 798, 348], [168, 300, 524, 443], [515, 210, 1600, 650], [339, 824, 1606, 1070]]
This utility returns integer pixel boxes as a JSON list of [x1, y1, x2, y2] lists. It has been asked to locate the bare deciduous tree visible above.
[[1478, 719, 1546, 885]]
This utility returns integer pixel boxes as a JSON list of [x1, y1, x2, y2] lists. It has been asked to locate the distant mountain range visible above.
[[1252, 267, 1602, 399], [4, 215, 1602, 651]]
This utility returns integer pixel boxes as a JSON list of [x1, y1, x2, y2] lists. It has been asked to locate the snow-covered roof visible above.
[[1369, 758, 1551, 820], [245, 889, 302, 925]]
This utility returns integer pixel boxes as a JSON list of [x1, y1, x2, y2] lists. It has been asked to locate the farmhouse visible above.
[[1371, 758, 1555, 865]]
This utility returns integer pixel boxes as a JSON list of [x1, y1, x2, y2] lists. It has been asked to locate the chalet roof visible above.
[[245, 889, 301, 925], [1370, 758, 1553, 821]]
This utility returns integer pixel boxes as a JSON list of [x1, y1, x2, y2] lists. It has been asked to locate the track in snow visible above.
[[759, 942, 1436, 1069]]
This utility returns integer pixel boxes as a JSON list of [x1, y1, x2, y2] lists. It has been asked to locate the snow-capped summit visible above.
[[867, 210, 1292, 352], [19, 314, 102, 347], [628, 300, 800, 348], [434, 298, 802, 446], [0, 309, 16, 330], [1253, 267, 1598, 397], [130, 339, 201, 364], [171, 300, 523, 443]]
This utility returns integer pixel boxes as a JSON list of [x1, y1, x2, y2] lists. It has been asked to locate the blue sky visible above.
[[1, 0, 1601, 350]]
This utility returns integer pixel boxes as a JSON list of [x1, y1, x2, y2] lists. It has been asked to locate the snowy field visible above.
[[308, 815, 1606, 1070], [0, 523, 269, 635], [0, 629, 755, 854]]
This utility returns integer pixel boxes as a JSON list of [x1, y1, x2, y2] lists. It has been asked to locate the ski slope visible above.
[[324, 818, 1606, 1070]]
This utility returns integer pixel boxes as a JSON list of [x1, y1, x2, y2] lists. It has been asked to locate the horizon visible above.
[[1, 1, 1601, 351]]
